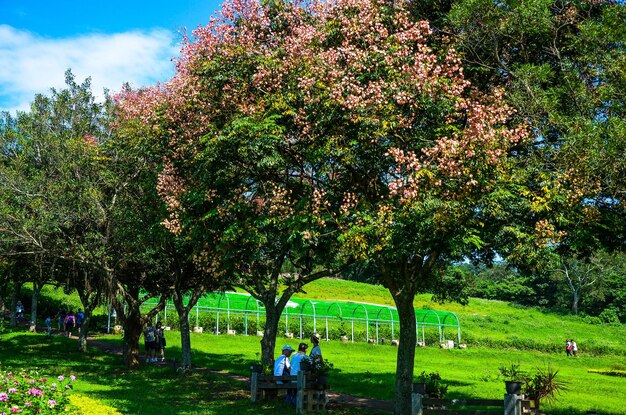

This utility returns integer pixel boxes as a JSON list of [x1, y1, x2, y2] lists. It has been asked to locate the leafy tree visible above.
[[448, 0, 626, 262], [0, 71, 114, 337], [118, 1, 527, 414], [261, 1, 525, 412], [116, 0, 344, 367]]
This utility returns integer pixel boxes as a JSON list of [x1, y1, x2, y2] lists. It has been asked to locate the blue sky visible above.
[[0, 0, 223, 114]]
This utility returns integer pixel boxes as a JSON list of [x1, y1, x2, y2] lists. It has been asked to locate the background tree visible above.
[[447, 0, 626, 264], [0, 72, 114, 336]]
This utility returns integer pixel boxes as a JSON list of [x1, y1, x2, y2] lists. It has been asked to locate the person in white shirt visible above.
[[274, 344, 295, 404], [274, 344, 294, 378]]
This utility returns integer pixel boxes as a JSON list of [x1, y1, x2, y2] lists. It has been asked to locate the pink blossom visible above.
[[48, 400, 56, 408], [27, 388, 42, 397], [0, 392, 7, 401]]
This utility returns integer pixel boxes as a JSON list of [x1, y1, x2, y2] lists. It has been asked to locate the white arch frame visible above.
[[298, 300, 317, 339], [349, 304, 369, 343], [244, 295, 260, 336]]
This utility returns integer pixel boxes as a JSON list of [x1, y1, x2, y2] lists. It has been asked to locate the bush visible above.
[[0, 367, 77, 414], [598, 308, 621, 324], [415, 371, 448, 398]]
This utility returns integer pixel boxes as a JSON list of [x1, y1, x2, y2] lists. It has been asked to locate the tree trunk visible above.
[[172, 282, 205, 368], [77, 305, 96, 352], [30, 282, 43, 328], [9, 283, 21, 327], [172, 293, 193, 368], [0, 282, 7, 323], [260, 301, 281, 367], [123, 303, 142, 368], [179, 311, 192, 368], [571, 290, 579, 315], [78, 313, 90, 352], [391, 290, 418, 415]]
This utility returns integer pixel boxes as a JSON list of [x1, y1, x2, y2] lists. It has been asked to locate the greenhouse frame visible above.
[[139, 291, 462, 345]]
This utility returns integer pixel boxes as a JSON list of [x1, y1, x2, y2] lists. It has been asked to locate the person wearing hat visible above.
[[310, 333, 323, 362], [274, 344, 296, 404], [290, 342, 311, 375], [274, 344, 294, 378]]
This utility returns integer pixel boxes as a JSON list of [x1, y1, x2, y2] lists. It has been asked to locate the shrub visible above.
[[415, 371, 448, 398], [598, 308, 621, 324], [0, 367, 77, 414]]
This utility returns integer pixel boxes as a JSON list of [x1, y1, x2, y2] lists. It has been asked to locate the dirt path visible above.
[[87, 337, 393, 413]]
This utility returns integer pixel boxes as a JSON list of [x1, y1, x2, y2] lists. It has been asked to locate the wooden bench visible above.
[[250, 371, 328, 414]]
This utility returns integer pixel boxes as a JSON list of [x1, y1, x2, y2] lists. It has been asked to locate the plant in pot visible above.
[[415, 371, 448, 399], [250, 354, 274, 377], [311, 356, 334, 386], [524, 365, 568, 411], [498, 363, 528, 395]]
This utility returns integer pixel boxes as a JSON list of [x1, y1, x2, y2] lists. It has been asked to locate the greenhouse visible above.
[[139, 291, 462, 346]]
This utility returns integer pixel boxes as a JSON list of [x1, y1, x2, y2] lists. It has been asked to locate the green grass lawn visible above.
[[3, 329, 622, 415], [9, 278, 626, 414], [0, 330, 388, 415]]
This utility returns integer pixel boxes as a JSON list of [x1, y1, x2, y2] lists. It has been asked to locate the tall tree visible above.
[[447, 0, 626, 263], [0, 72, 114, 338], [116, 0, 343, 366], [118, 2, 528, 414], [294, 2, 527, 413]]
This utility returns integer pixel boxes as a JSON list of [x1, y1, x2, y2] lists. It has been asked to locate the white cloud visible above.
[[0, 25, 179, 114]]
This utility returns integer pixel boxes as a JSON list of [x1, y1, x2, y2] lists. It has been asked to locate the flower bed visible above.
[[0, 367, 76, 414]]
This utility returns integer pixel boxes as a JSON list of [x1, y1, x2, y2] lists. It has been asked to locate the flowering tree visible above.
[[289, 2, 527, 413], [116, 0, 344, 366], [117, 0, 527, 412]]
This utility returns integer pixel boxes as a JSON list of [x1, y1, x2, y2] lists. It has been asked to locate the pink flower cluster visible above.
[[115, 0, 529, 235]]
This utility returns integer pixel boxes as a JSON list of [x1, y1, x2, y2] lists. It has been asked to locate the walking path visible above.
[[88, 336, 393, 413]]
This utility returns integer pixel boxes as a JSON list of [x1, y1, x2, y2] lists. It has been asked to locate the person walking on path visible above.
[[571, 340, 578, 357], [57, 308, 66, 333], [156, 322, 166, 362], [565, 339, 572, 357], [64, 311, 76, 337], [45, 315, 52, 338], [75, 309, 85, 336], [144, 321, 158, 363], [16, 301, 24, 319]]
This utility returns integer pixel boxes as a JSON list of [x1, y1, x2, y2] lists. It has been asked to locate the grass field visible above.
[[5, 278, 626, 414]]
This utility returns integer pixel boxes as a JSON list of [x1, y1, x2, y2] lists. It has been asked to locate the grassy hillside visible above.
[[23, 278, 626, 355], [294, 278, 626, 356]]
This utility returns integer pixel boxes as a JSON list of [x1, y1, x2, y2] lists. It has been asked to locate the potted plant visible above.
[[499, 363, 528, 395], [524, 365, 568, 410], [311, 356, 334, 386], [415, 371, 448, 399], [300, 357, 312, 372]]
